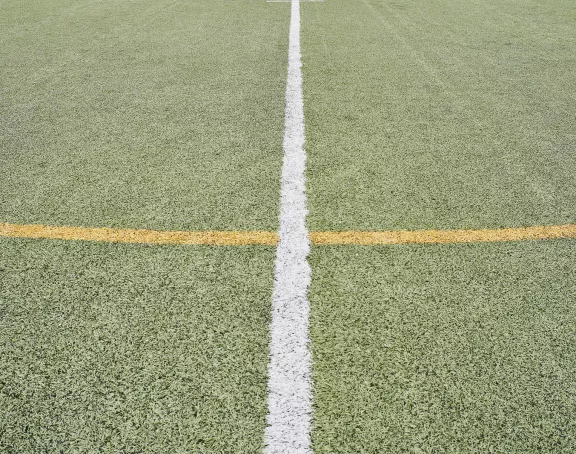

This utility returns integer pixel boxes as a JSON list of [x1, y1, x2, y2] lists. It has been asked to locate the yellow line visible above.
[[311, 224, 576, 245], [1, 222, 576, 246], [0, 223, 278, 246]]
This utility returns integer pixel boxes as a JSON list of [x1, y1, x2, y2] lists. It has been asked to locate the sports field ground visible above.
[[1, 0, 576, 452]]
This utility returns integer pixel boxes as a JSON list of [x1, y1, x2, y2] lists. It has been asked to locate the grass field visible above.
[[1, 0, 288, 231], [310, 241, 576, 451], [303, 0, 576, 231], [1, 0, 576, 452], [1, 239, 274, 452]]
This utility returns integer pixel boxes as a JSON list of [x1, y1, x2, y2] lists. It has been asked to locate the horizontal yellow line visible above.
[[1, 222, 576, 246], [311, 224, 576, 245], [0, 223, 278, 246]]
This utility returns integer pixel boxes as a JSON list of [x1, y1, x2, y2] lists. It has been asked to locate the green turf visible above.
[[3, 0, 576, 452], [309, 240, 576, 452], [0, 238, 274, 452], [0, 0, 289, 231], [302, 0, 576, 231]]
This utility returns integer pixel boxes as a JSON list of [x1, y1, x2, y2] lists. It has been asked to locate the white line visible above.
[[267, 0, 323, 3], [265, 0, 312, 453]]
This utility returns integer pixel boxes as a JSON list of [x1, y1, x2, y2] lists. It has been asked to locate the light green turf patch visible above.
[[0, 239, 274, 452], [0, 0, 289, 231], [302, 0, 576, 231], [310, 240, 576, 452]]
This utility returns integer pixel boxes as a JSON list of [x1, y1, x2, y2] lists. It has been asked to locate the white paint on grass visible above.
[[265, 0, 312, 453], [267, 0, 322, 3]]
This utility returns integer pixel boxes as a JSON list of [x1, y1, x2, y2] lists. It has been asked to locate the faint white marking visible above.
[[265, 0, 312, 452], [267, 0, 323, 3]]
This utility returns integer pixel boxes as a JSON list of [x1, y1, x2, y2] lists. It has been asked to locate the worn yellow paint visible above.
[[311, 224, 576, 245], [1, 222, 576, 246], [0, 222, 278, 246]]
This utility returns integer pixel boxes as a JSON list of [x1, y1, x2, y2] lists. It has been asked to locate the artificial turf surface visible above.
[[309, 240, 576, 452], [2, 0, 576, 451], [0, 0, 288, 231], [0, 238, 275, 452], [302, 0, 576, 231], [301, 3, 576, 447], [1, 0, 288, 450]]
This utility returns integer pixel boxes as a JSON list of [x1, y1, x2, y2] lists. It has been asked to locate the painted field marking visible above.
[[0, 222, 278, 246], [310, 224, 576, 245], [2, 222, 576, 246], [267, 0, 322, 3], [264, 0, 313, 452]]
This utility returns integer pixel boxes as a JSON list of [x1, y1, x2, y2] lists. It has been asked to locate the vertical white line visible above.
[[265, 0, 312, 453]]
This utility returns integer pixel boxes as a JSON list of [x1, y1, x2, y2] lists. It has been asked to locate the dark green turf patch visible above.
[[310, 240, 576, 452], [302, 0, 576, 231], [0, 0, 289, 231], [0, 238, 274, 453]]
